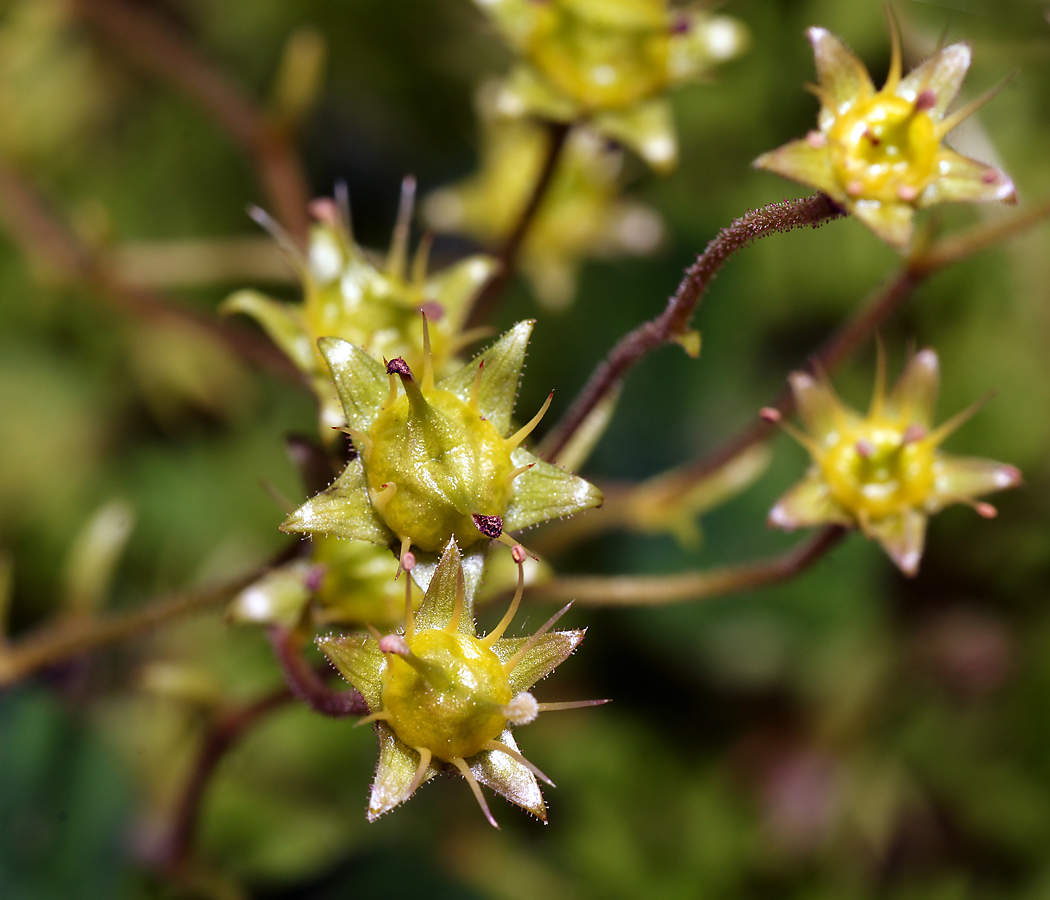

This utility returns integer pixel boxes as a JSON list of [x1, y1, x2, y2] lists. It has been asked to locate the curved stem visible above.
[[465, 120, 572, 328], [267, 626, 368, 718], [0, 570, 262, 687], [524, 526, 847, 607], [542, 194, 845, 461], [70, 0, 312, 242], [159, 686, 293, 874]]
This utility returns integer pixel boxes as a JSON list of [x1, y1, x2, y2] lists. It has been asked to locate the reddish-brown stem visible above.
[[466, 120, 572, 328], [525, 526, 847, 606], [268, 626, 368, 718], [70, 0, 312, 242], [542, 194, 845, 460], [160, 686, 293, 873], [0, 159, 300, 382]]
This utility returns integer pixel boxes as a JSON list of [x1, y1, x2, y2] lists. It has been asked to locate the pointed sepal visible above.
[[503, 448, 604, 532], [472, 729, 546, 821], [281, 458, 392, 544], [367, 722, 441, 820]]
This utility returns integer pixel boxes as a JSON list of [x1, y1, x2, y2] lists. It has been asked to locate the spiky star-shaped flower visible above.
[[767, 347, 1021, 576], [754, 25, 1016, 249], [281, 319, 603, 579], [319, 538, 601, 825], [476, 0, 748, 172], [223, 179, 497, 434]]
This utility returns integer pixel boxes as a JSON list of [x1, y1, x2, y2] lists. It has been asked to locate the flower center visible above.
[[382, 629, 512, 760], [365, 387, 515, 552], [828, 93, 938, 204], [528, 0, 670, 109], [821, 421, 936, 520]]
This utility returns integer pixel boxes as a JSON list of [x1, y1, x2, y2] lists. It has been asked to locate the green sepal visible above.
[[281, 458, 391, 544], [850, 198, 914, 251], [222, 290, 314, 373], [768, 468, 852, 530], [368, 721, 440, 821], [427, 254, 500, 331], [411, 539, 477, 637], [494, 629, 585, 695], [318, 336, 389, 433], [752, 139, 843, 202], [503, 447, 604, 532], [471, 728, 546, 821], [593, 97, 678, 173], [316, 631, 385, 712], [807, 26, 873, 130], [898, 43, 971, 120], [919, 148, 1017, 207], [438, 320, 535, 435], [866, 507, 927, 577], [410, 542, 488, 608]]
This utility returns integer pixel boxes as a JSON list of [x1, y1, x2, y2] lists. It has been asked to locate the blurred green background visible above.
[[1, 0, 1049, 898]]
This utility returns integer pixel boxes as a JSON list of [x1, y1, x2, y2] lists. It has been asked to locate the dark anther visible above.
[[473, 514, 504, 539], [670, 14, 690, 34], [387, 357, 413, 378]]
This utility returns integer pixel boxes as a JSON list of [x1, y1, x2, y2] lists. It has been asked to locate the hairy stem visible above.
[[70, 0, 312, 241], [268, 626, 368, 718], [466, 120, 572, 328], [0, 570, 261, 687], [542, 194, 845, 460], [525, 526, 847, 606]]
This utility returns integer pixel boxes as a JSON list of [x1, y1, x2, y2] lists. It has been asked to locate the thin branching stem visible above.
[[70, 0, 312, 242], [267, 626, 368, 718], [0, 159, 301, 381], [542, 194, 846, 461], [0, 570, 262, 687], [466, 120, 572, 328], [524, 526, 847, 607]]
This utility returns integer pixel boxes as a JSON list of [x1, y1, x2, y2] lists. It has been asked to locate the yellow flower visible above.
[[423, 97, 663, 310], [223, 181, 497, 436], [769, 347, 1021, 576], [476, 0, 748, 171], [319, 538, 600, 826], [754, 25, 1016, 249]]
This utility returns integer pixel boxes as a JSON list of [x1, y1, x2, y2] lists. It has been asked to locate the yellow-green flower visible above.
[[476, 0, 748, 171], [281, 320, 602, 569], [228, 536, 419, 630], [319, 538, 595, 825], [769, 348, 1021, 576], [754, 26, 1016, 249], [223, 182, 497, 435], [424, 104, 662, 310]]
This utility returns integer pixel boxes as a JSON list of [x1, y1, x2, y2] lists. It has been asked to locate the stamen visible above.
[[396, 534, 412, 587], [405, 747, 433, 799], [469, 360, 485, 411], [870, 335, 886, 419], [502, 691, 538, 725], [484, 739, 554, 787], [247, 205, 306, 271], [936, 74, 1016, 138], [449, 326, 496, 356], [902, 424, 927, 444], [506, 463, 534, 484], [354, 710, 391, 728], [451, 757, 498, 829], [473, 513, 503, 540], [482, 544, 526, 645], [334, 426, 373, 459], [334, 180, 353, 241], [504, 603, 573, 673], [884, 2, 903, 92], [927, 391, 995, 447], [411, 231, 433, 288], [505, 391, 554, 450], [387, 175, 416, 280], [420, 312, 435, 393], [856, 439, 875, 459], [384, 369, 400, 410], [536, 699, 611, 712], [759, 407, 781, 423], [372, 482, 397, 512], [446, 566, 466, 634]]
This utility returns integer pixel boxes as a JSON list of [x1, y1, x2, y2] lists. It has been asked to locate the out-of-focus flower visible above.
[[228, 536, 419, 630], [476, 0, 748, 172], [281, 320, 602, 565], [223, 181, 497, 434], [319, 538, 594, 826], [754, 26, 1016, 249], [424, 96, 662, 310], [768, 347, 1021, 576]]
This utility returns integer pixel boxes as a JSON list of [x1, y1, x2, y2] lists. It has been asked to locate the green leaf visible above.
[[439, 319, 534, 436], [503, 448, 604, 532], [494, 630, 585, 694], [281, 458, 391, 544], [318, 336, 389, 432], [316, 632, 385, 711]]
